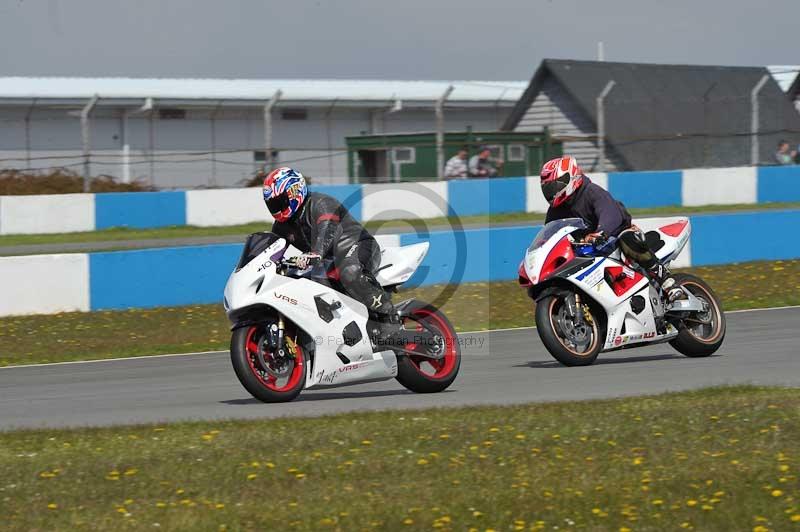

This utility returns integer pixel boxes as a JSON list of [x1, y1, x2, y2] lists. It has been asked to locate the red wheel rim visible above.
[[404, 309, 458, 379], [244, 327, 304, 392]]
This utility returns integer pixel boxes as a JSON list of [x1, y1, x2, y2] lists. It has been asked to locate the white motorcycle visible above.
[[223, 232, 461, 402], [519, 217, 725, 366]]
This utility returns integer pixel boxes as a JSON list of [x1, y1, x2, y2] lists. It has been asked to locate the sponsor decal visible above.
[[274, 292, 298, 305], [256, 260, 273, 272], [643, 331, 656, 339], [582, 267, 604, 288], [338, 362, 370, 373], [315, 370, 337, 384], [346, 243, 358, 258], [622, 266, 636, 279]]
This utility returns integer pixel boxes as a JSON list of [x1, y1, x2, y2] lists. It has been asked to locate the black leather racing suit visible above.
[[271, 192, 394, 315]]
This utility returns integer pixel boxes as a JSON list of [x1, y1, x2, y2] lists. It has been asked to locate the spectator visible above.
[[469, 146, 503, 178], [443, 147, 469, 179], [775, 140, 797, 165]]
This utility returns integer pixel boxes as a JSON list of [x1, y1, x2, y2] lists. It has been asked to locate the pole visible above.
[[597, 41, 605, 62], [24, 98, 37, 169], [210, 100, 223, 187], [80, 94, 100, 192], [596, 80, 615, 172], [120, 109, 130, 183], [435, 85, 454, 179], [324, 99, 338, 179], [264, 89, 282, 171], [751, 74, 770, 166], [702, 82, 717, 167]]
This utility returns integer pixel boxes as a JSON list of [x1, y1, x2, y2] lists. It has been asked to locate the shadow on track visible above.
[[220, 387, 439, 406], [515, 353, 696, 368]]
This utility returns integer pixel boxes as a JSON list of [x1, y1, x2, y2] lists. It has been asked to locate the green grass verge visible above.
[[1, 386, 799, 531], [1, 259, 798, 368], [2, 202, 799, 250]]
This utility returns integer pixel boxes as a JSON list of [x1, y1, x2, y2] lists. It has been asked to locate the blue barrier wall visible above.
[[447, 177, 527, 216], [757, 167, 800, 203], [95, 191, 187, 229], [83, 209, 800, 310], [689, 210, 800, 266], [400, 226, 537, 285], [89, 244, 242, 310], [608, 170, 682, 209]]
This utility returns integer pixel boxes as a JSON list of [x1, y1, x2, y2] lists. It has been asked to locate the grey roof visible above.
[[0, 77, 526, 108], [503, 59, 800, 170]]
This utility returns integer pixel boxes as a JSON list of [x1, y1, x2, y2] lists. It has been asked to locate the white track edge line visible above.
[[2, 304, 798, 370]]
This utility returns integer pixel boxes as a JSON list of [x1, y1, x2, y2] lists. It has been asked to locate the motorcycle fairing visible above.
[[224, 238, 399, 390]]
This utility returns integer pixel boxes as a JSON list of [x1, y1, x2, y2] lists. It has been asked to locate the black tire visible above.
[[669, 273, 726, 357], [395, 303, 461, 393], [230, 326, 306, 403], [535, 294, 602, 366]]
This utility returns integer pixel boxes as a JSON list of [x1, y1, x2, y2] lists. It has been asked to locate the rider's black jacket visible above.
[[271, 192, 375, 259], [545, 177, 632, 237]]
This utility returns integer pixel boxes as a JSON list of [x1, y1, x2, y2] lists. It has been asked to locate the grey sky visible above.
[[1, 0, 798, 80]]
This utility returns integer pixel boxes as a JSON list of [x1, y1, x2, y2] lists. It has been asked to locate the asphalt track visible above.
[[1, 307, 798, 431]]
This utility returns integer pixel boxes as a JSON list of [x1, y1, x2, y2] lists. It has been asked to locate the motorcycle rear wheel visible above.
[[395, 303, 461, 393], [668, 273, 726, 357], [535, 294, 602, 366]]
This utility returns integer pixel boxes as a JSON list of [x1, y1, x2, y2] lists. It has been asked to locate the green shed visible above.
[[345, 130, 561, 183]]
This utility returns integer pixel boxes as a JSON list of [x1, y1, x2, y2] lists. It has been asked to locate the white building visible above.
[[0, 77, 525, 188]]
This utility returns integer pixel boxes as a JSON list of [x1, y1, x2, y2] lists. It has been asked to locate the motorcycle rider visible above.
[[262, 167, 401, 341], [540, 156, 684, 302]]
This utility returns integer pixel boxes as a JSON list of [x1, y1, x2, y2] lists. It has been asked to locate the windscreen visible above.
[[236, 232, 283, 270], [528, 218, 587, 252]]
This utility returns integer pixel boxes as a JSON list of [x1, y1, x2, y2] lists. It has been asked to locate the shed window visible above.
[[508, 145, 525, 161], [393, 147, 416, 163]]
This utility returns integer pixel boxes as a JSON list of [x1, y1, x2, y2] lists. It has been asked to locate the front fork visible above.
[[564, 292, 593, 327]]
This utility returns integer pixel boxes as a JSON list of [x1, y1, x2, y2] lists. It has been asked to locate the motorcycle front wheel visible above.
[[230, 325, 306, 403], [535, 293, 602, 366]]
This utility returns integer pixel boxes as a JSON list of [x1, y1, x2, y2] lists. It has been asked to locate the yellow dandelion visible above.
[[771, 489, 783, 497], [403, 518, 414, 525], [156, 502, 166, 508], [215, 503, 225, 509], [439, 434, 450, 439], [247, 473, 257, 480], [473, 511, 483, 517], [361, 440, 372, 445], [790, 514, 800, 522], [417, 458, 429, 465], [753, 526, 769, 532], [295, 473, 306, 479], [47, 503, 58, 510], [687, 500, 698, 507]]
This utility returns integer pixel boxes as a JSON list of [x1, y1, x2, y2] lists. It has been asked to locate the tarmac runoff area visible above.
[[0, 306, 798, 431]]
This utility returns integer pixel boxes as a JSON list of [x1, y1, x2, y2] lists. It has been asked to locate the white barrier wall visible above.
[[0, 193, 95, 235], [361, 182, 448, 222], [682, 167, 757, 206], [185, 187, 270, 227], [0, 254, 90, 315]]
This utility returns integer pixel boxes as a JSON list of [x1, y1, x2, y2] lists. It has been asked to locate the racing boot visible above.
[[649, 263, 685, 303], [367, 309, 405, 351]]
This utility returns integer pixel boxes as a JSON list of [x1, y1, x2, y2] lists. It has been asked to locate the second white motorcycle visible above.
[[519, 217, 725, 366]]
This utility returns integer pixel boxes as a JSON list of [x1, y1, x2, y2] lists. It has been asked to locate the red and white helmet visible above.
[[540, 156, 585, 207]]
